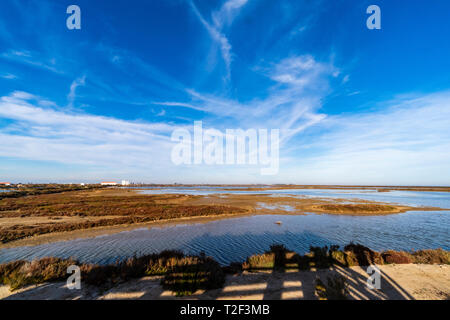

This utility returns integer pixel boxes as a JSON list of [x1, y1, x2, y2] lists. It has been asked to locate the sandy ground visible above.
[[1, 264, 449, 300]]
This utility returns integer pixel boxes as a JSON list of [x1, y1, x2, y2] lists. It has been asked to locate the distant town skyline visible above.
[[1, 0, 450, 185]]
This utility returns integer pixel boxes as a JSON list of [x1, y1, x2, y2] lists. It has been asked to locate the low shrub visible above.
[[344, 243, 384, 266], [161, 256, 225, 296], [0, 257, 76, 290], [412, 249, 450, 264], [382, 250, 413, 264], [242, 244, 295, 271], [315, 275, 349, 300], [330, 250, 347, 266], [243, 253, 275, 270], [344, 251, 358, 267], [0, 260, 27, 287]]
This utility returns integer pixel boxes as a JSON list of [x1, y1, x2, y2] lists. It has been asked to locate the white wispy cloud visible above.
[[67, 76, 86, 108], [152, 101, 207, 112], [158, 54, 335, 145], [1, 73, 18, 80], [1, 89, 449, 184], [189, 0, 248, 80], [212, 0, 248, 28], [282, 91, 450, 185], [189, 1, 232, 79], [0, 91, 179, 171], [1, 49, 62, 74]]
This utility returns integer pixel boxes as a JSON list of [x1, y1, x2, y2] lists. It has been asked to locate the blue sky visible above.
[[0, 0, 449, 184]]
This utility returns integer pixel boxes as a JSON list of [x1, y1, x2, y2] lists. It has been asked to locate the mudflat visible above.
[[0, 188, 446, 246]]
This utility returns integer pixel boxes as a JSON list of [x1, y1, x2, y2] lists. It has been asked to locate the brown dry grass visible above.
[[310, 204, 401, 214], [0, 257, 76, 290], [0, 189, 444, 244], [242, 243, 450, 272], [0, 184, 102, 200], [0, 191, 247, 243], [0, 251, 225, 295]]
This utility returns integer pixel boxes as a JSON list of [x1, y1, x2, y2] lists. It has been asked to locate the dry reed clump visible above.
[[0, 260, 27, 288], [0, 251, 225, 295], [80, 250, 213, 290], [344, 243, 384, 266], [242, 244, 294, 270], [161, 254, 225, 296], [315, 275, 349, 300], [411, 248, 450, 264], [330, 250, 347, 265], [0, 257, 77, 290], [381, 250, 414, 264], [241, 243, 448, 272], [313, 204, 398, 213], [242, 244, 384, 271], [119, 250, 185, 278], [242, 253, 275, 270]]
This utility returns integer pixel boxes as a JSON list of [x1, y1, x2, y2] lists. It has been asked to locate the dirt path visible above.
[[2, 264, 449, 300]]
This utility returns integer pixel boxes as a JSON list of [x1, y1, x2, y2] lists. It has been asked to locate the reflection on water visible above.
[[1, 210, 448, 266], [257, 203, 295, 212]]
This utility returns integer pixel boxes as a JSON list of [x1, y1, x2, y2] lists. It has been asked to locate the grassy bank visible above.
[[1, 243, 448, 297]]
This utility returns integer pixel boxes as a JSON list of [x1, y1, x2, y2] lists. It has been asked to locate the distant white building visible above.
[[0, 182, 11, 186], [121, 180, 130, 186], [101, 181, 118, 186]]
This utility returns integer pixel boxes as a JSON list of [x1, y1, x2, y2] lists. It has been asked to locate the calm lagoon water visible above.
[[0, 189, 449, 265]]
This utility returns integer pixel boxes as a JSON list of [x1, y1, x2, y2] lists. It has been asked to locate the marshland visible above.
[[0, 184, 449, 299]]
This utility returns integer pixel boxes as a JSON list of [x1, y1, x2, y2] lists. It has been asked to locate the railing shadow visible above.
[[2, 244, 421, 300]]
